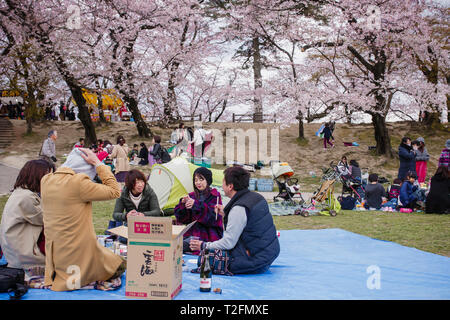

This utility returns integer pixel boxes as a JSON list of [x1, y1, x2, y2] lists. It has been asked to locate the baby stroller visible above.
[[325, 161, 365, 201], [272, 161, 305, 205], [294, 178, 340, 217]]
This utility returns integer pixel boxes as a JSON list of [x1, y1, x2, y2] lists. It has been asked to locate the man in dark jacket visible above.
[[398, 137, 416, 180], [190, 166, 280, 274]]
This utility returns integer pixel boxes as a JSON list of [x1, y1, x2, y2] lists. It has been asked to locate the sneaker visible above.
[[416, 201, 425, 208]]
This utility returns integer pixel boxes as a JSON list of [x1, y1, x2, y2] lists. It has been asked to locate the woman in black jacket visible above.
[[425, 166, 450, 214], [398, 137, 417, 180], [138, 142, 149, 165]]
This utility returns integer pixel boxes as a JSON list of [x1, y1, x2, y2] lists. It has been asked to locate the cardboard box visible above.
[[108, 217, 195, 300]]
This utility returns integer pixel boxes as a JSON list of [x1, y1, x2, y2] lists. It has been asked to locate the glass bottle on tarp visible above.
[[199, 249, 212, 292]]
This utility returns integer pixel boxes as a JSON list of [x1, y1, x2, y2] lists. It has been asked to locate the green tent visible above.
[[148, 157, 225, 211]]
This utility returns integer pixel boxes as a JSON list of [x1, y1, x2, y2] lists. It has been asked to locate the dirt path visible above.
[[0, 162, 19, 195]]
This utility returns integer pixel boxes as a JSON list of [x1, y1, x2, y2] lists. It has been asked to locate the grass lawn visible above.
[[1, 195, 449, 257]]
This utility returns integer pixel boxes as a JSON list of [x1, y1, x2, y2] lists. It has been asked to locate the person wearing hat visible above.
[[174, 167, 223, 255], [414, 137, 430, 183], [438, 139, 450, 168], [40, 148, 124, 291]]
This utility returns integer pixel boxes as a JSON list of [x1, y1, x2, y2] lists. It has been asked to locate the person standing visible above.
[[414, 137, 429, 184], [110, 135, 130, 183], [59, 102, 65, 121], [39, 130, 58, 163], [397, 137, 416, 180], [322, 123, 334, 150], [175, 123, 189, 156]]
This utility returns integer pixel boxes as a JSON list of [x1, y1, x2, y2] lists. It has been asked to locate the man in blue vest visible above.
[[190, 166, 280, 274]]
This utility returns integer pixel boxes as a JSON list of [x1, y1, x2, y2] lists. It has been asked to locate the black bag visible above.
[[378, 177, 389, 184], [160, 147, 171, 163], [0, 265, 28, 300], [339, 196, 357, 210]]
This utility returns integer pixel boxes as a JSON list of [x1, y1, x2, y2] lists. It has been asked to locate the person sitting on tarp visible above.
[[138, 143, 149, 166], [189, 166, 280, 275], [382, 178, 402, 209], [349, 160, 362, 184], [398, 172, 419, 210], [0, 160, 55, 278], [425, 166, 450, 214], [128, 144, 139, 159], [40, 148, 125, 291], [337, 155, 351, 179], [364, 174, 387, 210], [174, 167, 223, 255], [112, 169, 162, 223]]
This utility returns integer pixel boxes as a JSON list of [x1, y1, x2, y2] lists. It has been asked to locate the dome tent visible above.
[[148, 157, 227, 211]]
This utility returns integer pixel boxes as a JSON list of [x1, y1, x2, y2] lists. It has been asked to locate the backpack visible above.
[[388, 185, 400, 200], [0, 265, 28, 300], [160, 147, 171, 163], [339, 196, 357, 210]]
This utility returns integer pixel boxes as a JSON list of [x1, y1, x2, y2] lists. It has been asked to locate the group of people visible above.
[[0, 101, 25, 119], [104, 122, 213, 172], [44, 104, 77, 121], [351, 137, 449, 213], [0, 140, 280, 292]]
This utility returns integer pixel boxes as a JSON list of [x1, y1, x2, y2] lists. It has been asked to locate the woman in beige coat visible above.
[[40, 148, 123, 291], [110, 135, 130, 182], [0, 160, 55, 274]]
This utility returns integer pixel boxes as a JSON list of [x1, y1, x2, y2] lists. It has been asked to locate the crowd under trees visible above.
[[0, 0, 448, 157]]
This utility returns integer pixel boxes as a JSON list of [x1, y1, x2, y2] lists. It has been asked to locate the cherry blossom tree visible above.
[[268, 0, 448, 156]]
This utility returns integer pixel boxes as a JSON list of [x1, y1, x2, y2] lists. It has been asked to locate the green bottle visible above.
[[199, 249, 212, 292]]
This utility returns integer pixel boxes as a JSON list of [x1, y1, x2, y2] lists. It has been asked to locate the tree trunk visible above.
[[296, 110, 305, 139], [252, 37, 263, 123], [163, 62, 179, 126], [125, 95, 152, 138], [97, 91, 107, 124], [422, 111, 441, 128], [71, 86, 97, 146], [371, 113, 393, 158]]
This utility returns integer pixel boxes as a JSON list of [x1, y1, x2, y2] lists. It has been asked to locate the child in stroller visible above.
[[324, 160, 365, 201], [272, 161, 305, 205]]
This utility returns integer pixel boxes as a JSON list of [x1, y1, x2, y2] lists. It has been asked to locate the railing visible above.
[[232, 113, 276, 123], [145, 114, 203, 122]]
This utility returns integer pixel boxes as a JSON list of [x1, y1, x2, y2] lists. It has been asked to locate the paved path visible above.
[[0, 162, 19, 195]]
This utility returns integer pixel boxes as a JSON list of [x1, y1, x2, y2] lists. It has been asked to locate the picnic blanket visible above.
[[2, 228, 449, 300]]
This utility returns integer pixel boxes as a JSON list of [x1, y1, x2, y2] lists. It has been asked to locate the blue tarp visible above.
[[1, 228, 449, 300]]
